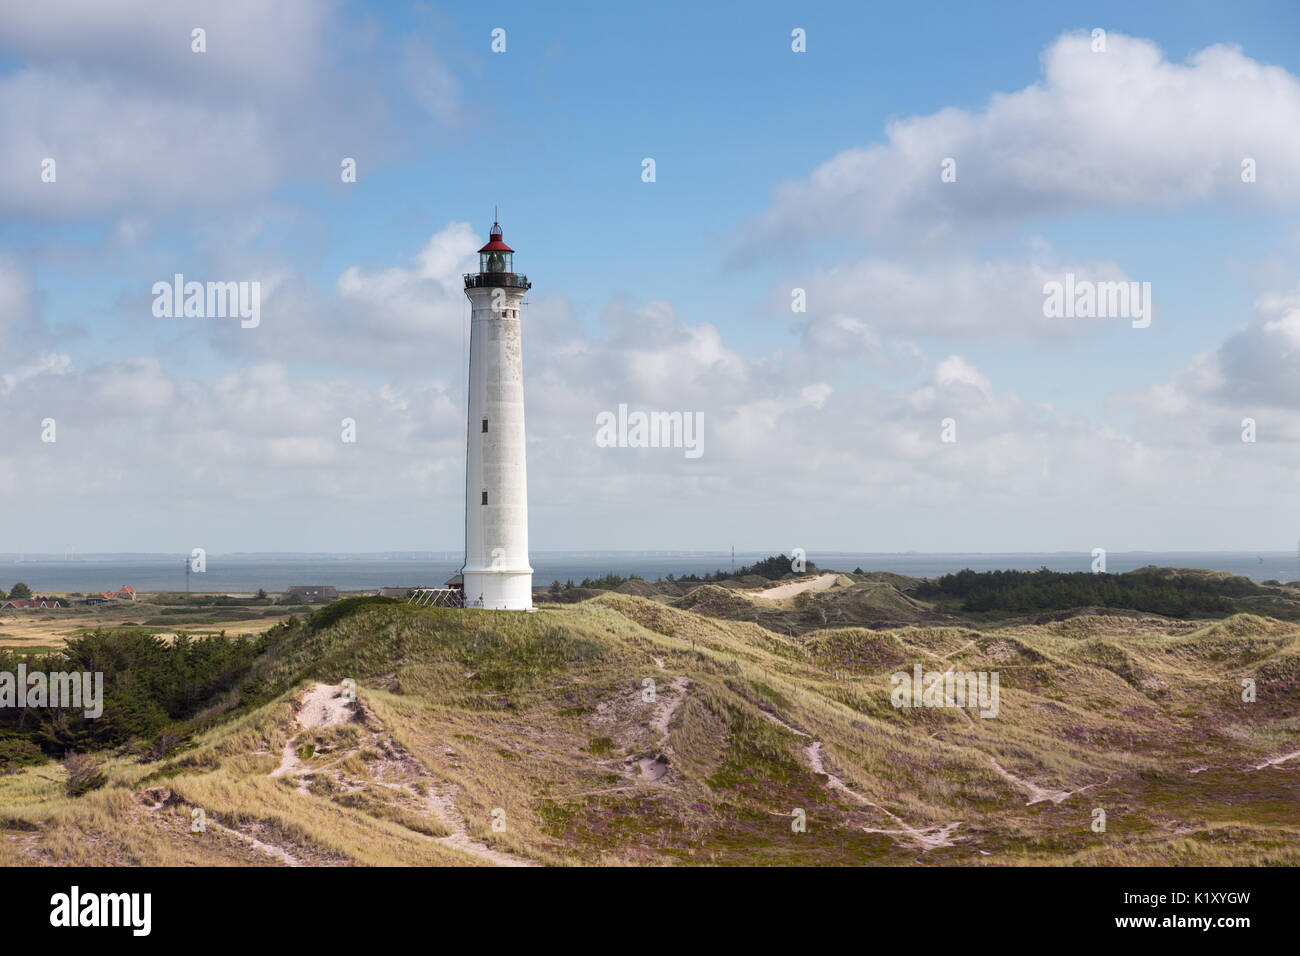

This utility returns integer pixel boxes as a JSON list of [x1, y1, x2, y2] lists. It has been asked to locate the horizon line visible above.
[[1, 549, 1296, 559]]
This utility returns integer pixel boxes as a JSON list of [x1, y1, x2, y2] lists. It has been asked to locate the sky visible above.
[[1, 0, 1300, 556]]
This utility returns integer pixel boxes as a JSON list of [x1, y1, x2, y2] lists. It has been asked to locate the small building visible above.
[[3, 598, 63, 610], [98, 586, 136, 601], [78, 597, 110, 606], [284, 585, 339, 604]]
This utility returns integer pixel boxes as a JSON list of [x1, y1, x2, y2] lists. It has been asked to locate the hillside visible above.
[[1, 593, 1297, 866], [562, 565, 1300, 636]]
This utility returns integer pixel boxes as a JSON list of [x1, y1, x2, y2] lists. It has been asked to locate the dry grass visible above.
[[0, 598, 294, 651], [2, 595, 1297, 866]]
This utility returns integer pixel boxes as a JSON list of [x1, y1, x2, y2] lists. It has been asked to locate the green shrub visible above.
[[306, 596, 398, 633], [0, 735, 49, 773], [916, 567, 1250, 618], [63, 752, 106, 797]]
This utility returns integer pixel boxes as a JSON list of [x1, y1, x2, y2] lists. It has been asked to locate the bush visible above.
[[306, 596, 397, 633], [0, 735, 48, 773], [64, 752, 107, 797], [673, 554, 817, 585], [0, 630, 268, 756], [915, 568, 1248, 618], [144, 727, 189, 762]]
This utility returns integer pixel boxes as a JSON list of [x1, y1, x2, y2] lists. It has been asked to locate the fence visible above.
[[406, 588, 464, 608]]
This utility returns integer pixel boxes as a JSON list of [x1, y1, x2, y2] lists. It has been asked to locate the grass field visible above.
[[1, 577, 1296, 866], [0, 595, 302, 652]]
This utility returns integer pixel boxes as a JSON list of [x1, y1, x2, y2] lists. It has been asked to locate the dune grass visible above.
[[2, 589, 1297, 866]]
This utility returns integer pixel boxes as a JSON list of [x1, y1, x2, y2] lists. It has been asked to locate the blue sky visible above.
[[2, 1, 1300, 555]]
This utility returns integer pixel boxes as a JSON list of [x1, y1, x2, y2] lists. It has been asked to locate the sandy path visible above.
[[924, 644, 1112, 810], [295, 683, 357, 728], [901, 657, 1095, 805], [749, 573, 839, 601], [892, 652, 977, 729], [935, 658, 978, 729], [422, 789, 537, 867], [1249, 749, 1300, 771], [986, 757, 1110, 806], [650, 676, 690, 741], [1182, 749, 1300, 775], [900, 637, 976, 662], [943, 639, 977, 660], [756, 709, 958, 851], [271, 683, 536, 867], [987, 758, 1073, 805], [271, 683, 357, 781], [626, 675, 691, 784], [138, 788, 305, 866], [207, 818, 302, 866], [760, 710, 808, 737], [805, 741, 959, 850]]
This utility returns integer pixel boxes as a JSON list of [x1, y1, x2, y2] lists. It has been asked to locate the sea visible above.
[[0, 551, 1295, 594]]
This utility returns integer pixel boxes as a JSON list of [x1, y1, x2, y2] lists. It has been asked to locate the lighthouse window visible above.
[[481, 491, 488, 505], [482, 418, 489, 433]]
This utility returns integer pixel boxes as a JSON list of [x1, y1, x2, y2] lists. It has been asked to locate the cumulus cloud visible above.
[[0, 256, 41, 342], [1134, 287, 1300, 450], [741, 31, 1300, 251], [801, 314, 894, 366], [0, 353, 469, 547], [1, 281, 1297, 552], [0, 0, 412, 219], [1, 352, 69, 394], [194, 222, 480, 373], [797, 248, 1148, 339]]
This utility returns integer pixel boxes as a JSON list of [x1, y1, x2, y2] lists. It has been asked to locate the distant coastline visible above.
[[0, 551, 1293, 593]]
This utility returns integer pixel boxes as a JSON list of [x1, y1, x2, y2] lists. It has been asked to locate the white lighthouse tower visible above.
[[459, 219, 534, 610]]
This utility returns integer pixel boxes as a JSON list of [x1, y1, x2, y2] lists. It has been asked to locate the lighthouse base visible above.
[[461, 570, 534, 611]]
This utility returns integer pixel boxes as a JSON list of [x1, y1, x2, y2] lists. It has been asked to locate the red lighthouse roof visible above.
[[477, 221, 514, 253]]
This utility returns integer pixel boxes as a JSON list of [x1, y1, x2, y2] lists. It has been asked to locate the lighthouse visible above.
[[460, 220, 534, 610]]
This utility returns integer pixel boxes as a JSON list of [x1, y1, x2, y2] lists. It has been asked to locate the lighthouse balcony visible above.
[[464, 273, 531, 290]]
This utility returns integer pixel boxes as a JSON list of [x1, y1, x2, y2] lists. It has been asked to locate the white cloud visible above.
[[2, 283, 1298, 551], [1143, 287, 1300, 415], [0, 256, 40, 342], [800, 250, 1145, 338], [1, 352, 69, 394], [203, 223, 481, 373], [0, 1, 328, 88], [0, 1, 412, 219], [742, 31, 1300, 251], [931, 355, 994, 401]]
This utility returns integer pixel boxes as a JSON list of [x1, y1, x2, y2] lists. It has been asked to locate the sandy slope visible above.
[[749, 573, 839, 600], [271, 683, 536, 866]]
